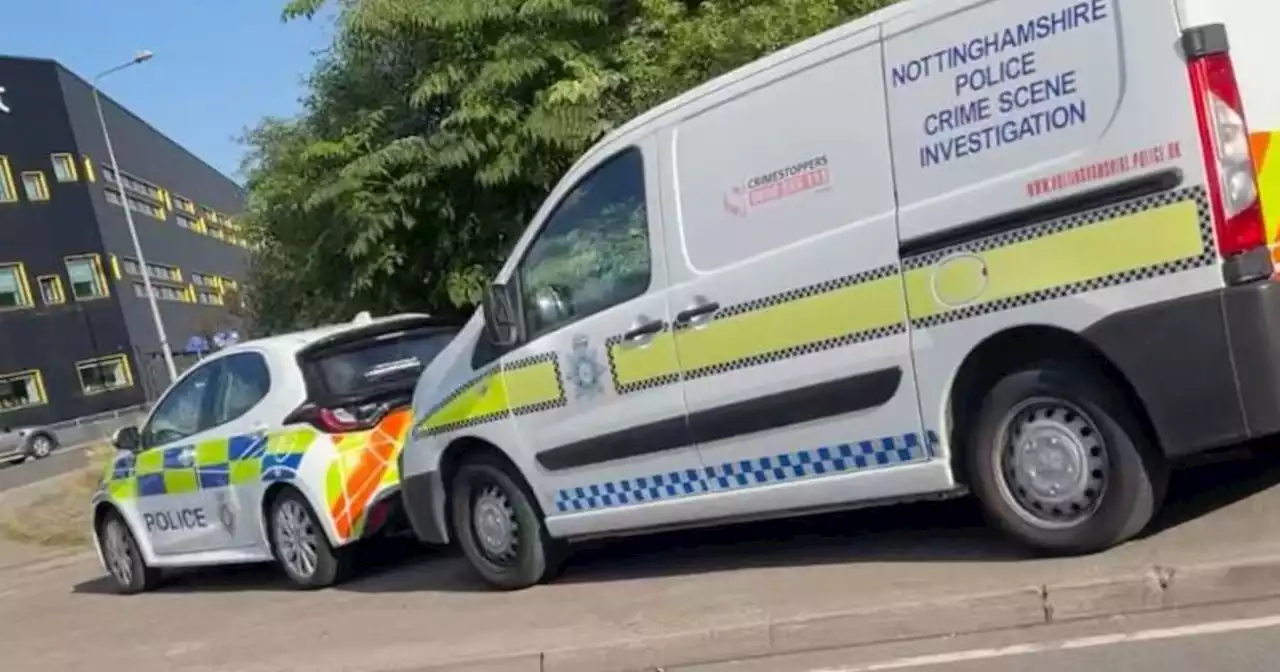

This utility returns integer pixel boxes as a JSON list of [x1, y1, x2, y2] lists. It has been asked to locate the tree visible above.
[[239, 0, 898, 334]]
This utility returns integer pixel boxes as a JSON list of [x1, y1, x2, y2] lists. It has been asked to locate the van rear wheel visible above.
[[967, 364, 1167, 555], [450, 456, 564, 590]]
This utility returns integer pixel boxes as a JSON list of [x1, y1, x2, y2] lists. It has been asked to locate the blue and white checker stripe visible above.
[[554, 430, 939, 513]]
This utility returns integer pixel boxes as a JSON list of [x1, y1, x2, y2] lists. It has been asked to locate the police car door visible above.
[[503, 137, 700, 537], [130, 358, 229, 556], [658, 34, 938, 522]]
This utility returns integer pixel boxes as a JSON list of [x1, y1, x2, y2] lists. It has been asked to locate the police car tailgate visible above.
[[287, 317, 460, 432]]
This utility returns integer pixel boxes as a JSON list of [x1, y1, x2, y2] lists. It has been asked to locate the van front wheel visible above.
[[967, 365, 1167, 555], [450, 458, 563, 590]]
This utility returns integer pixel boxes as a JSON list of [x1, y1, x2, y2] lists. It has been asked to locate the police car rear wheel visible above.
[[268, 489, 350, 589], [451, 458, 562, 590], [100, 511, 159, 594], [967, 364, 1167, 556]]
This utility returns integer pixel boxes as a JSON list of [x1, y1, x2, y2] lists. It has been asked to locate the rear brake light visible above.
[[1185, 25, 1267, 259], [285, 402, 394, 434]]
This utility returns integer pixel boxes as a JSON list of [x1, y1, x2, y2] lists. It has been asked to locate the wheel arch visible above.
[[259, 481, 344, 551], [944, 324, 1159, 488], [438, 435, 545, 535], [91, 500, 152, 566]]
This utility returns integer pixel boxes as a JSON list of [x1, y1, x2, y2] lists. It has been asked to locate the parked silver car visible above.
[[0, 426, 58, 463]]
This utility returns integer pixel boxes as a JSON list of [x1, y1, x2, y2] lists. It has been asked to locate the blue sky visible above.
[[0, 0, 334, 182]]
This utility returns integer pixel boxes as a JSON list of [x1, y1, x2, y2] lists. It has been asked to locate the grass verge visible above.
[[0, 445, 114, 547]]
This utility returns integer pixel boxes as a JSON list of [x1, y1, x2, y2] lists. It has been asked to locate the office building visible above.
[[0, 55, 249, 428]]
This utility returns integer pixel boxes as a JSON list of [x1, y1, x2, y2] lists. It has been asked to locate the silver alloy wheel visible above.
[[274, 499, 319, 579], [992, 397, 1109, 529], [30, 435, 52, 458], [104, 519, 134, 587], [472, 484, 518, 564]]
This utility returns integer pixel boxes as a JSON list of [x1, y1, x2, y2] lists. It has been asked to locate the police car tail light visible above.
[[1187, 30, 1266, 258], [285, 402, 390, 433]]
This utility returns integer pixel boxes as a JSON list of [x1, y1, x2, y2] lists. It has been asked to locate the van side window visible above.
[[517, 148, 651, 340]]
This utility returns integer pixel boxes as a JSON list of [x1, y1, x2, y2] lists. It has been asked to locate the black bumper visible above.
[[1084, 276, 1280, 457], [399, 452, 450, 545]]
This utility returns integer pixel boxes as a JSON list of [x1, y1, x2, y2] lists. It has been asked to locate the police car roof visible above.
[[217, 313, 435, 358]]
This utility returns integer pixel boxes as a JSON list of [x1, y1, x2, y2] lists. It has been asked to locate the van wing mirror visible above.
[[481, 282, 520, 348], [111, 426, 141, 453]]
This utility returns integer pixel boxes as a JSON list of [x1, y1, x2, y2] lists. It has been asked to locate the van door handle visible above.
[[622, 319, 667, 342], [675, 302, 720, 326]]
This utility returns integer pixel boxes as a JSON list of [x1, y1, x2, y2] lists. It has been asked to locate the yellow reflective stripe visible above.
[[673, 276, 905, 374], [422, 371, 507, 431], [229, 460, 260, 485], [1252, 131, 1280, 247], [107, 478, 136, 500], [195, 439, 228, 466], [610, 332, 679, 388], [905, 199, 1204, 320], [134, 450, 163, 474], [503, 359, 561, 409], [162, 469, 198, 495]]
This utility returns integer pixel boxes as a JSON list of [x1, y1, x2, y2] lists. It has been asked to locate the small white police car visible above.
[[90, 312, 459, 594]]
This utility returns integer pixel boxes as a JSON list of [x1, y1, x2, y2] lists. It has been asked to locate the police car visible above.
[[91, 312, 459, 593], [399, 0, 1280, 590]]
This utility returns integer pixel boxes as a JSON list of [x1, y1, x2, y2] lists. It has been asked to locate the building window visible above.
[[118, 257, 181, 283], [82, 156, 96, 183], [76, 354, 134, 395], [21, 172, 50, 201], [100, 165, 162, 202], [0, 370, 46, 412], [105, 188, 165, 219], [133, 282, 188, 302], [51, 154, 78, 182], [176, 214, 199, 231], [65, 255, 108, 300], [0, 263, 32, 309], [37, 275, 66, 305], [0, 157, 16, 203], [197, 290, 224, 306], [173, 195, 195, 214], [191, 272, 221, 289]]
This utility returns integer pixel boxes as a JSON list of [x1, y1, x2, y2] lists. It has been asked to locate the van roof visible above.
[[569, 0, 923, 173]]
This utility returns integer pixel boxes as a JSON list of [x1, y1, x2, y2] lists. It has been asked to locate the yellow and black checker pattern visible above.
[[415, 353, 567, 437], [902, 186, 1214, 329]]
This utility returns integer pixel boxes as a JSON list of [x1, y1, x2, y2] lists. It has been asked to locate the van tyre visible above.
[[451, 457, 564, 590], [967, 364, 1168, 556], [99, 510, 160, 595], [268, 488, 351, 589]]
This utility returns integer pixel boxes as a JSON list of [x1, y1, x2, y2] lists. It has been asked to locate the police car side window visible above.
[[517, 147, 651, 340], [212, 353, 271, 427], [142, 362, 220, 448]]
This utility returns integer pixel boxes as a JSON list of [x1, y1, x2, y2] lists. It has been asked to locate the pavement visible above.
[[680, 594, 1280, 672], [2, 445, 1280, 671], [0, 441, 94, 493]]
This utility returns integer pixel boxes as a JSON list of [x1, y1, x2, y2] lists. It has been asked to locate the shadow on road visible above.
[[70, 442, 1280, 595]]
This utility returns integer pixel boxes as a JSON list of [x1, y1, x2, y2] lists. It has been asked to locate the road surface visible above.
[[0, 446, 1279, 671], [681, 594, 1280, 672], [0, 442, 92, 493]]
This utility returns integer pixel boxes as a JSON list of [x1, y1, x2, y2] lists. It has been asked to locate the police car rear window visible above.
[[312, 329, 454, 398]]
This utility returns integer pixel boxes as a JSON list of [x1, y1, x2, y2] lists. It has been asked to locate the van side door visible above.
[[500, 137, 700, 539], [658, 29, 948, 524]]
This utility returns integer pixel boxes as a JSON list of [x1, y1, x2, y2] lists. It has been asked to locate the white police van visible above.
[[91, 313, 458, 593], [399, 0, 1280, 589]]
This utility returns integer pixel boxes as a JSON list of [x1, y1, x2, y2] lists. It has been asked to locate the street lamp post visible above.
[[92, 51, 178, 384]]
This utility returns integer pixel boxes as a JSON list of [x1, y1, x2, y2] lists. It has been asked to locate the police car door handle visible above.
[[675, 302, 720, 326], [623, 319, 667, 342], [178, 448, 195, 467]]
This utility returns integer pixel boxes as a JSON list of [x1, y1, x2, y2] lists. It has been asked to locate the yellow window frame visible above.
[[35, 274, 66, 305], [0, 369, 48, 413], [64, 254, 111, 301], [0, 156, 17, 203], [21, 171, 50, 202], [75, 354, 134, 395], [82, 156, 97, 183], [0, 262, 34, 310], [51, 153, 79, 182]]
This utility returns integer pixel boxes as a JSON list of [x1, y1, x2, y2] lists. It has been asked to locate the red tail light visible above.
[[1185, 24, 1267, 259], [285, 402, 394, 434]]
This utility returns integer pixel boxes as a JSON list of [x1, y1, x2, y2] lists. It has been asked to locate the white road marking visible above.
[[809, 613, 1280, 672]]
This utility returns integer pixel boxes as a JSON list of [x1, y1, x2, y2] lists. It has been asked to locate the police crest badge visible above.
[[565, 334, 607, 399]]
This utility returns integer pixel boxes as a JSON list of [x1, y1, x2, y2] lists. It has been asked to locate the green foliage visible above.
[[240, 0, 899, 334]]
